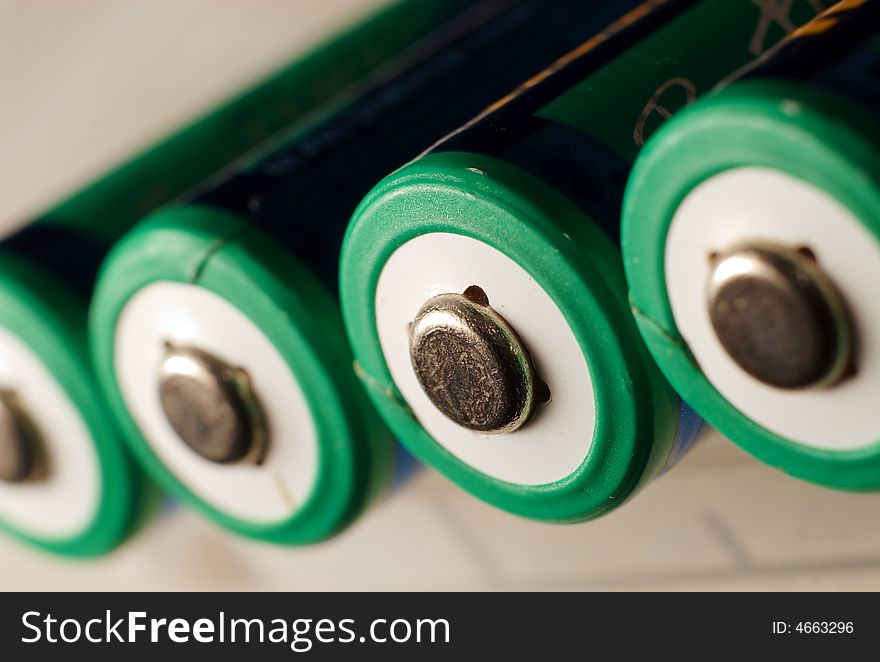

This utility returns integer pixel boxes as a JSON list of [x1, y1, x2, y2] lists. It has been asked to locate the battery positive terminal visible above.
[[0, 389, 47, 483], [158, 343, 268, 465], [408, 285, 549, 434], [706, 241, 854, 390]]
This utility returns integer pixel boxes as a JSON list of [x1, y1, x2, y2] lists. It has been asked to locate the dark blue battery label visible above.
[[389, 443, 420, 492], [421, 0, 698, 244], [659, 402, 707, 474], [723, 0, 880, 109], [444, 115, 632, 246], [0, 224, 106, 298], [186, 0, 651, 292], [816, 36, 880, 109]]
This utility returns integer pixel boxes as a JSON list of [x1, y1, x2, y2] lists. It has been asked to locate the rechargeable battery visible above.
[[622, 0, 880, 490], [88, 1, 645, 544], [0, 0, 469, 557], [339, 0, 826, 522]]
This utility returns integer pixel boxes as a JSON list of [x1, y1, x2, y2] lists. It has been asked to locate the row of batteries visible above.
[[0, 0, 877, 556]]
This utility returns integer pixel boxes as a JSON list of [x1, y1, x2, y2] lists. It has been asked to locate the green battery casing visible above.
[[340, 0, 826, 521], [0, 0, 469, 556], [623, 4, 880, 489], [90, 0, 636, 544]]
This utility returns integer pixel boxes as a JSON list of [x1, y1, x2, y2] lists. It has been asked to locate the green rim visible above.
[[90, 205, 394, 544], [623, 80, 880, 490], [0, 252, 149, 556], [340, 151, 680, 522]]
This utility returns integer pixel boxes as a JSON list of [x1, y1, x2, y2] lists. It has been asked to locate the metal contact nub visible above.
[[706, 242, 853, 390], [158, 342, 267, 465], [408, 285, 548, 434], [0, 389, 46, 484]]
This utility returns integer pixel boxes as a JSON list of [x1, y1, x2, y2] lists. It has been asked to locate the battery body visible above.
[[0, 0, 470, 557], [340, 0, 826, 522], [623, 0, 880, 489], [89, 0, 647, 544]]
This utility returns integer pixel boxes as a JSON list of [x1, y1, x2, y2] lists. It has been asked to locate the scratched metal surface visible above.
[[1, 0, 879, 591]]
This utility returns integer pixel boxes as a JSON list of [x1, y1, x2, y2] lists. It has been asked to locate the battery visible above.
[[88, 0, 645, 544], [339, 0, 826, 522], [622, 0, 880, 490], [0, 0, 469, 557]]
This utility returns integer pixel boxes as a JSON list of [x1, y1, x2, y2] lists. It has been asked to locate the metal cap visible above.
[[158, 343, 267, 464], [408, 286, 548, 434], [0, 389, 46, 483], [706, 242, 853, 390]]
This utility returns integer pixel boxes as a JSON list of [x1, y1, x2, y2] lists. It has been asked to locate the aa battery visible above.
[[0, 0, 469, 557], [339, 0, 826, 522], [622, 0, 880, 489], [89, 0, 641, 544]]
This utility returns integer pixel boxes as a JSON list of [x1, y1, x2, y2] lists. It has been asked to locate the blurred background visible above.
[[1, 0, 879, 591]]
